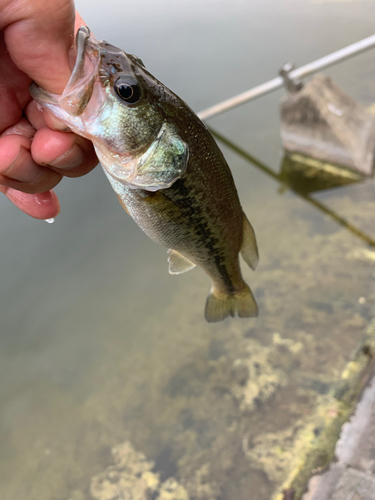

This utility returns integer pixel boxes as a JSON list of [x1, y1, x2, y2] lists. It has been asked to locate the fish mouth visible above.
[[30, 26, 102, 116], [57, 26, 101, 116]]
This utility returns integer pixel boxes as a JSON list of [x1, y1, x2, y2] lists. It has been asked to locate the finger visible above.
[[25, 99, 47, 130], [0, 186, 60, 219], [25, 100, 70, 132], [1, 0, 76, 93], [0, 135, 62, 193], [0, 32, 32, 133], [0, 117, 36, 138], [75, 11, 87, 33], [32, 128, 98, 178]]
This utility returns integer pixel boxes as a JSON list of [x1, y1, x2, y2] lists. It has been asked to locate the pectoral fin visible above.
[[131, 122, 188, 191], [115, 194, 130, 215], [168, 249, 196, 274], [240, 214, 259, 270]]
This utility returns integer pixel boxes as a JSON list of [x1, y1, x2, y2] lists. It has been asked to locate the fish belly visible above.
[[106, 172, 245, 289], [104, 148, 258, 322]]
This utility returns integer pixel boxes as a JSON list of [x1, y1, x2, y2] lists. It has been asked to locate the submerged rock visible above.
[[280, 153, 363, 194]]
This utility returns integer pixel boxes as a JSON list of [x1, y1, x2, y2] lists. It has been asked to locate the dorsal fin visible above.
[[240, 214, 259, 270], [168, 250, 196, 274]]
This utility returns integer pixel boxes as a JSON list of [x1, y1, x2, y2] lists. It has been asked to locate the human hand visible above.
[[0, 1, 98, 219]]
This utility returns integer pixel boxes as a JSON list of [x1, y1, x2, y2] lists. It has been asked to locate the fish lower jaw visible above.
[[104, 166, 133, 183], [95, 148, 135, 182]]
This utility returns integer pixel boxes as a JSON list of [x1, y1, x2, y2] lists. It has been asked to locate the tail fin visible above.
[[204, 284, 258, 323]]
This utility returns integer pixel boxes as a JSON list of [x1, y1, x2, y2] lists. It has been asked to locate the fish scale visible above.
[[30, 26, 259, 322]]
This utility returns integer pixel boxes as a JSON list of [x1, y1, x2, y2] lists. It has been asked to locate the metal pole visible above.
[[198, 34, 375, 121]]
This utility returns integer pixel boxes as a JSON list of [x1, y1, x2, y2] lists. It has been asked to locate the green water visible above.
[[1, 1, 375, 499]]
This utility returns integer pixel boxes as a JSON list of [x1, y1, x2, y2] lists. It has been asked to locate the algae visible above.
[[69, 441, 189, 500]]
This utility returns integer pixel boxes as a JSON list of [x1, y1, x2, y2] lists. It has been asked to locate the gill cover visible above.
[[98, 121, 188, 191], [131, 122, 188, 190]]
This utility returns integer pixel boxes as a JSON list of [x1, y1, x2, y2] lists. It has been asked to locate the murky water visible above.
[[1, 1, 375, 499]]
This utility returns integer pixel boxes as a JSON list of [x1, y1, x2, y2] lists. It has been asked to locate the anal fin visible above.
[[168, 249, 196, 275], [241, 214, 259, 270]]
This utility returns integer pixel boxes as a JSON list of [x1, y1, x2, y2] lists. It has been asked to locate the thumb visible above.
[[1, 0, 78, 94]]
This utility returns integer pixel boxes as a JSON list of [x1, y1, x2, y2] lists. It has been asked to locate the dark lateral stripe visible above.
[[167, 179, 235, 291]]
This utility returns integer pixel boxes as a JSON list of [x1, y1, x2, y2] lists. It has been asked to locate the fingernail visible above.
[[2, 147, 43, 183], [49, 144, 84, 169], [1, 147, 23, 175]]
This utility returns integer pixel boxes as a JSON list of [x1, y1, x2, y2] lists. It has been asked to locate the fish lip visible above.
[[58, 26, 101, 116], [67, 26, 92, 88], [29, 26, 100, 112]]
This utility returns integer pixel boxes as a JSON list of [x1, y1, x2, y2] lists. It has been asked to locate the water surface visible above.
[[1, 1, 375, 499]]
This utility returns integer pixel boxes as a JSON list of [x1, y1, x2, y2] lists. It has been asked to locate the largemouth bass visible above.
[[30, 26, 259, 322]]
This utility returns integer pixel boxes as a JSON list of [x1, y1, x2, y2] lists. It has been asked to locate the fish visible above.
[[30, 26, 259, 322]]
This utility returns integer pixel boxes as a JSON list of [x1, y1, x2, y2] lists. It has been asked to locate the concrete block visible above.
[[280, 74, 375, 176]]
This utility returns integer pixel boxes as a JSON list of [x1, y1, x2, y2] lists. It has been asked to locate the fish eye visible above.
[[114, 77, 141, 104]]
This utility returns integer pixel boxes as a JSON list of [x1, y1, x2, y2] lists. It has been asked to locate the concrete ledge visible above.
[[274, 319, 375, 500], [303, 370, 375, 500]]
